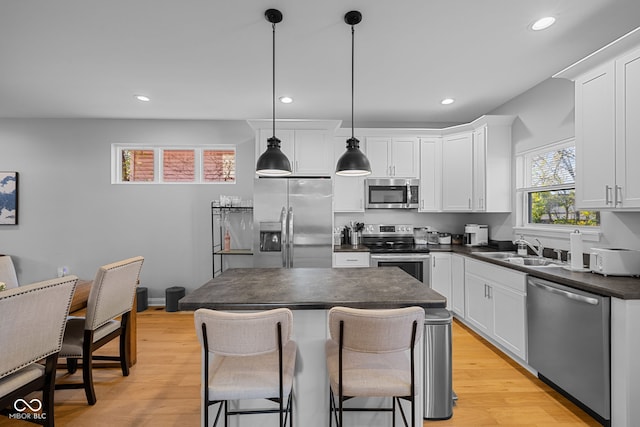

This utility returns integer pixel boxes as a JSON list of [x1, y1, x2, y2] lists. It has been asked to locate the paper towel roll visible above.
[[570, 230, 583, 269]]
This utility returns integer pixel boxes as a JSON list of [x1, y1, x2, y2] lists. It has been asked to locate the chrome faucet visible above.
[[513, 236, 544, 257]]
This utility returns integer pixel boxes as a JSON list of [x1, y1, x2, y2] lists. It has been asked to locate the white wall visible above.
[[0, 118, 255, 298]]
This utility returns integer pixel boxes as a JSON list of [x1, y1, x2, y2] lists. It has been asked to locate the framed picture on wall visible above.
[[0, 172, 18, 225]]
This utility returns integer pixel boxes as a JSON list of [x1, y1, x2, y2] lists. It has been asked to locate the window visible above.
[[517, 138, 599, 227], [113, 145, 236, 184]]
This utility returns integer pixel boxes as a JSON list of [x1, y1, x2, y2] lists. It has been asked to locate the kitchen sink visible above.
[[474, 252, 564, 267]]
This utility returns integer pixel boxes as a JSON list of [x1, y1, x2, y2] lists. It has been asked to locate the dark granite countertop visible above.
[[427, 244, 640, 300], [178, 267, 446, 311]]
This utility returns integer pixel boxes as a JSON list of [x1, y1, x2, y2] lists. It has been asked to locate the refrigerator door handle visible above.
[[280, 207, 287, 267], [288, 207, 294, 268]]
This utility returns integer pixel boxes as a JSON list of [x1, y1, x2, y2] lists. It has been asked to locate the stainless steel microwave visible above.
[[365, 178, 419, 209]]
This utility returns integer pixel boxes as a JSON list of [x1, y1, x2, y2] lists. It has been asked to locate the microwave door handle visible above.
[[406, 182, 412, 208], [280, 207, 287, 267], [288, 207, 294, 268]]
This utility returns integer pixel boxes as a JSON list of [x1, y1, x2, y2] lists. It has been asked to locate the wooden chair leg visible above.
[[82, 347, 97, 405], [67, 357, 78, 374], [120, 313, 130, 377], [43, 355, 58, 427]]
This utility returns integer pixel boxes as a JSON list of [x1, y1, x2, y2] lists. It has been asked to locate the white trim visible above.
[[513, 225, 601, 242], [515, 136, 574, 156], [111, 143, 236, 184]]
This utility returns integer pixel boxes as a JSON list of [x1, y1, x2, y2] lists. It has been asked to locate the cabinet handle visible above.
[[468, 198, 472, 209], [393, 165, 396, 176], [295, 160, 299, 171], [433, 257, 436, 268], [605, 185, 613, 205], [488, 285, 492, 299], [388, 166, 392, 176], [616, 185, 623, 207]]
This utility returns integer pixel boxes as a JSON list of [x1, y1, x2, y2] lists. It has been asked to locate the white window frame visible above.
[[111, 144, 236, 184], [514, 137, 600, 242]]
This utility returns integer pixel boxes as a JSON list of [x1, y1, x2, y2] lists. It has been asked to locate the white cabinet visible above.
[[464, 258, 527, 360], [430, 253, 452, 310], [615, 48, 640, 208], [333, 252, 370, 268], [472, 122, 512, 212], [333, 138, 365, 212], [575, 63, 617, 208], [574, 47, 640, 210], [365, 137, 418, 178], [451, 254, 465, 318], [257, 129, 333, 176], [442, 132, 473, 211], [418, 137, 442, 212]]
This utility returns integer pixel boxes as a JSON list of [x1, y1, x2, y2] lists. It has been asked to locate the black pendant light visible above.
[[256, 8, 292, 176], [336, 10, 371, 177]]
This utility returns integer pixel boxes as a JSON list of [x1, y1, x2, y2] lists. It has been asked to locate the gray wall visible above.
[[0, 118, 255, 299]]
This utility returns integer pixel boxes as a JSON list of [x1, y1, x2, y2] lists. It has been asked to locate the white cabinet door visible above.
[[615, 48, 640, 209], [442, 132, 473, 211], [464, 272, 492, 336], [391, 137, 419, 178], [451, 254, 465, 318], [333, 138, 365, 212], [431, 253, 452, 310], [492, 285, 527, 359], [365, 137, 391, 177], [294, 130, 332, 175], [419, 137, 442, 212], [473, 126, 487, 211], [575, 63, 616, 209]]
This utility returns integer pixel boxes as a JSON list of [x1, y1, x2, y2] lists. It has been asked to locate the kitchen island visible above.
[[179, 267, 447, 427]]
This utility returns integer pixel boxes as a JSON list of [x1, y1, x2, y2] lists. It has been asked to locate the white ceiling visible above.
[[1, 0, 639, 126]]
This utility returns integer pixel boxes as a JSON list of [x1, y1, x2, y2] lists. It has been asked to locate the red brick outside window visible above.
[[163, 150, 195, 182]]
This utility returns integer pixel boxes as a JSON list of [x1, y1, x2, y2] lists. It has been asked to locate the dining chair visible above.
[[194, 308, 297, 427], [0, 276, 78, 427], [325, 306, 425, 427], [0, 255, 19, 289], [55, 256, 144, 405]]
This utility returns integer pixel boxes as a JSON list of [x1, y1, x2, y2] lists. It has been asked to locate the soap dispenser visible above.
[[517, 235, 527, 256]]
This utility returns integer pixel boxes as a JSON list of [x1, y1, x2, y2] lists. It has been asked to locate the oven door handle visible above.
[[371, 254, 431, 262]]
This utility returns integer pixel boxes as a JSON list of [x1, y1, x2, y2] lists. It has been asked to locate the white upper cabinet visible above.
[[473, 121, 512, 212], [251, 120, 340, 177], [574, 63, 617, 209], [565, 42, 640, 210], [333, 137, 365, 212], [257, 129, 333, 176], [365, 137, 418, 178], [442, 132, 473, 211], [419, 137, 442, 212], [615, 48, 640, 208]]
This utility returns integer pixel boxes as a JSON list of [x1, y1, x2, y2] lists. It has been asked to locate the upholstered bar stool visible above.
[[325, 306, 425, 427], [194, 308, 297, 427]]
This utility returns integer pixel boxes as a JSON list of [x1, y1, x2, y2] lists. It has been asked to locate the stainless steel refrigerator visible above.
[[254, 177, 333, 268]]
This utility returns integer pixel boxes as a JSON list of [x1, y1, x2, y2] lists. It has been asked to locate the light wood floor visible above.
[[2, 307, 600, 427]]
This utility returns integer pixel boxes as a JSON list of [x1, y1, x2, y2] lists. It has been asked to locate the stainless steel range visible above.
[[363, 224, 431, 285]]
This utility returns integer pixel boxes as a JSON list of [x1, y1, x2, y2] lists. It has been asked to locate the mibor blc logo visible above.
[[8, 398, 47, 421]]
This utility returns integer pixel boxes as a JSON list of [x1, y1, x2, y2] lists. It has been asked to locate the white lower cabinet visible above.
[[451, 254, 465, 318], [464, 258, 527, 360], [333, 252, 370, 268], [430, 253, 452, 310]]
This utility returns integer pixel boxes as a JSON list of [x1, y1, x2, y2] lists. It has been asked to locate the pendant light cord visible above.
[[272, 22, 276, 140], [351, 25, 355, 141]]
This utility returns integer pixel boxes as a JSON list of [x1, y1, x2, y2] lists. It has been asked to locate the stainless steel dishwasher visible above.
[[527, 277, 610, 425]]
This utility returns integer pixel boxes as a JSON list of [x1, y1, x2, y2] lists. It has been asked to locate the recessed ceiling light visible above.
[[441, 98, 455, 105], [531, 16, 556, 31], [279, 96, 293, 104], [134, 94, 151, 102]]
